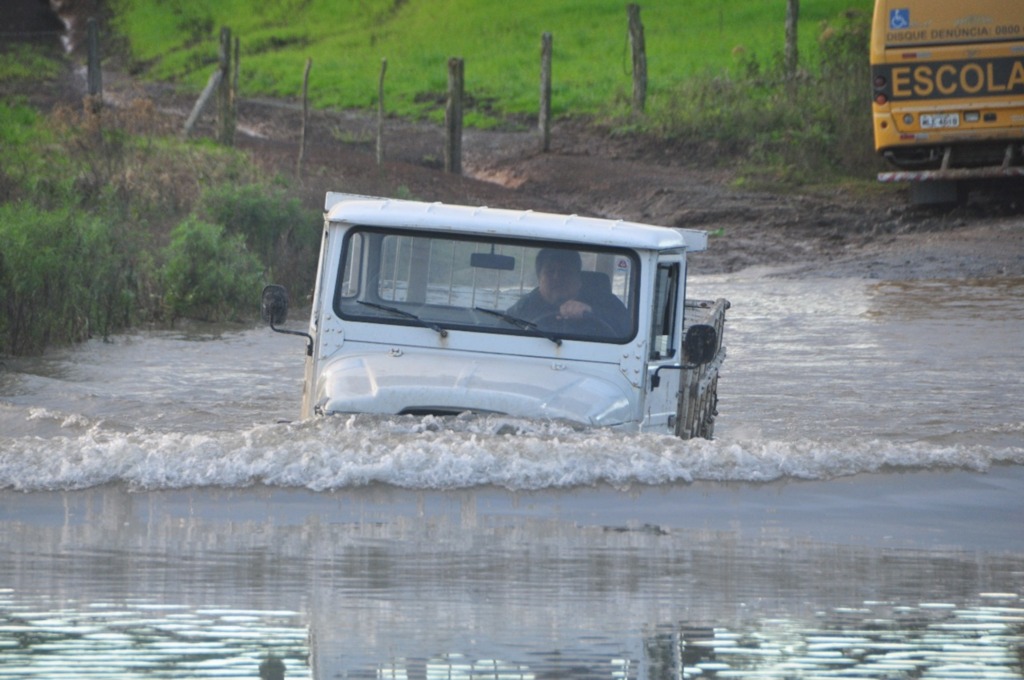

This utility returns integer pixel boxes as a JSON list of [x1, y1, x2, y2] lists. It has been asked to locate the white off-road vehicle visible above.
[[263, 193, 728, 438]]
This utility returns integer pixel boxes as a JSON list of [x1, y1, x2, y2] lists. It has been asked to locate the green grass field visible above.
[[112, 0, 872, 125]]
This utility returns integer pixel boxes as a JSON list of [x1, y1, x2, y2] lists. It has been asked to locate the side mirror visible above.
[[261, 284, 314, 356], [683, 324, 717, 365], [261, 284, 289, 326]]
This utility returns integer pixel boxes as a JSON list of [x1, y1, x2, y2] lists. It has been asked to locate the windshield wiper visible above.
[[474, 307, 562, 346], [358, 300, 448, 338]]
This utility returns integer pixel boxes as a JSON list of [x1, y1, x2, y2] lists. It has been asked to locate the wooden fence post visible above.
[[377, 58, 387, 165], [539, 32, 552, 152], [627, 4, 647, 115], [444, 57, 464, 175], [232, 35, 239, 129], [297, 58, 312, 177], [86, 17, 102, 108], [217, 26, 236, 146], [785, 0, 799, 79]]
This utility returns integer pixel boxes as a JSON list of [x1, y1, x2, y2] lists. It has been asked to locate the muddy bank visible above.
[[229, 95, 1024, 280]]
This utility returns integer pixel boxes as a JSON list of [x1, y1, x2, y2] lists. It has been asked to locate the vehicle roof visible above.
[[324, 193, 707, 253]]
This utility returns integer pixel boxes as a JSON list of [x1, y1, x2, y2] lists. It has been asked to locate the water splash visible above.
[[2, 412, 1021, 492]]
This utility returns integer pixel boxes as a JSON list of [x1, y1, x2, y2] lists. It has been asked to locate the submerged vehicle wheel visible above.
[[689, 374, 719, 440]]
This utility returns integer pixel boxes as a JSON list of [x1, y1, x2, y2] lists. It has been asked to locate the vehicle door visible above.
[[644, 256, 686, 430]]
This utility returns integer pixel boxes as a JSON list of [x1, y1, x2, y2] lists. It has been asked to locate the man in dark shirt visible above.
[[506, 248, 631, 338]]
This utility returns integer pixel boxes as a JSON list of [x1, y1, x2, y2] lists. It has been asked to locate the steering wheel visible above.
[[533, 310, 617, 337]]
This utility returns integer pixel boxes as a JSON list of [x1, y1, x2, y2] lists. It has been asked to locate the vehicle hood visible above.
[[314, 350, 635, 427]]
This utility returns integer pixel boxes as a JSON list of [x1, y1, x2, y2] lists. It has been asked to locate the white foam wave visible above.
[[1, 413, 1022, 493]]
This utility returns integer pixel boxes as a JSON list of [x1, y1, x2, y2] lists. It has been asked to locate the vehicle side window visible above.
[[650, 263, 679, 360], [339, 232, 363, 298]]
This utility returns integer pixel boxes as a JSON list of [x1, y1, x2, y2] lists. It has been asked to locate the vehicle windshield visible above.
[[335, 227, 638, 343]]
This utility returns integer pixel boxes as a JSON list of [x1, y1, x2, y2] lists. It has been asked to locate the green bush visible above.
[[161, 217, 264, 322], [0, 205, 135, 355], [198, 182, 320, 294], [85, 216, 161, 333], [0, 100, 307, 355]]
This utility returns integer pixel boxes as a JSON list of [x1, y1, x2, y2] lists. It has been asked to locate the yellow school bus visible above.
[[871, 0, 1024, 175]]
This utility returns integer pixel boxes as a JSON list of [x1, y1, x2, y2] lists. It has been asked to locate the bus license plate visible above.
[[920, 113, 960, 129]]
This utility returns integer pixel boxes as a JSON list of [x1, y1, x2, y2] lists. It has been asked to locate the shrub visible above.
[[198, 182, 321, 294], [0, 100, 292, 355], [46, 101, 264, 232], [811, 9, 880, 176], [0, 205, 132, 355], [161, 217, 264, 322], [85, 215, 162, 333], [648, 9, 882, 182]]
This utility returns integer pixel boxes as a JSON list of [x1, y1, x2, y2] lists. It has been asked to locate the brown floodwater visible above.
[[1, 275, 1022, 678]]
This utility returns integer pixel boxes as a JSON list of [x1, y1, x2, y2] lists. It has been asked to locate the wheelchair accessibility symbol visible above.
[[889, 9, 910, 30]]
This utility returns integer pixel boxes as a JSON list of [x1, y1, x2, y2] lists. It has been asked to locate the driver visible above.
[[506, 248, 631, 336]]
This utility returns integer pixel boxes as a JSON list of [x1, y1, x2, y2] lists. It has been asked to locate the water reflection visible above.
[[347, 598, 1024, 679], [643, 598, 1024, 679], [4, 596, 1020, 680], [0, 599, 309, 678], [2, 482, 1022, 680]]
